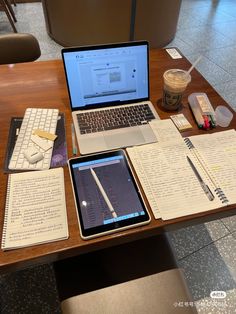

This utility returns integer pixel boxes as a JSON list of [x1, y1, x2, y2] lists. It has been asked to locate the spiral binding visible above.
[[1, 175, 11, 249], [184, 138, 195, 149], [184, 137, 228, 204], [215, 187, 229, 204]]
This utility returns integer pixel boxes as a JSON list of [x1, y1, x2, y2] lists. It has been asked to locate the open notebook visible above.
[[1, 168, 68, 250], [127, 120, 236, 220]]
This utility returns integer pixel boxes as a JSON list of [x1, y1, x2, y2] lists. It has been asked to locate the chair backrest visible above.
[[0, 33, 41, 65]]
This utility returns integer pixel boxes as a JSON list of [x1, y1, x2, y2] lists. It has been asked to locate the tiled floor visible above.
[[1, 0, 236, 313], [167, 0, 236, 313], [166, 1, 236, 313]]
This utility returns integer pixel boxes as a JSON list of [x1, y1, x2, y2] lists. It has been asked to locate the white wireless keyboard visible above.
[[9, 108, 59, 171]]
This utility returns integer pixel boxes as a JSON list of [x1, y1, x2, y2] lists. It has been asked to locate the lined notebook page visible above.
[[189, 129, 236, 204], [128, 119, 183, 218], [129, 146, 161, 219], [127, 119, 223, 220], [149, 119, 183, 142], [1, 167, 68, 250]]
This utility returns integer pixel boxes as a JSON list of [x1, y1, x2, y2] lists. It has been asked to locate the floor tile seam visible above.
[[196, 62, 234, 82], [177, 18, 236, 31], [176, 24, 233, 35], [231, 231, 236, 240], [179, 36, 235, 52], [220, 219, 236, 235], [175, 26, 236, 51], [180, 5, 215, 14], [174, 35, 232, 56], [168, 34, 236, 55], [183, 55, 235, 86], [212, 79, 236, 91], [210, 17, 236, 27], [202, 44, 236, 75], [210, 25, 236, 42], [214, 7, 236, 20], [205, 13, 236, 25], [177, 17, 236, 30], [213, 76, 236, 90], [173, 41, 209, 56], [177, 231, 233, 262], [193, 53, 236, 80]]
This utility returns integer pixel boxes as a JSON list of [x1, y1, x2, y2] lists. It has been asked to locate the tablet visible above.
[[68, 149, 151, 239]]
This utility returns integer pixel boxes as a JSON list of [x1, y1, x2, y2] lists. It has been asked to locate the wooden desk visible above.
[[0, 48, 236, 274]]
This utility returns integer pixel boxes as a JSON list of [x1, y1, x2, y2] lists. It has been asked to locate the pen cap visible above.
[[215, 105, 233, 127]]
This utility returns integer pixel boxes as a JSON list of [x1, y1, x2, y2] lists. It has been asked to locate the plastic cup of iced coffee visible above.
[[162, 69, 191, 110]]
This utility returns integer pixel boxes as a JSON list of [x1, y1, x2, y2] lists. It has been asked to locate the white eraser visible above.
[[31, 134, 53, 151]]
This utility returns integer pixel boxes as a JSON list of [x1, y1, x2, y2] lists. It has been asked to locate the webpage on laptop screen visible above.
[[63, 45, 149, 108]]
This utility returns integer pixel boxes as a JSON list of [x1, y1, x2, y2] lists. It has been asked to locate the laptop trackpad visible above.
[[104, 127, 146, 149]]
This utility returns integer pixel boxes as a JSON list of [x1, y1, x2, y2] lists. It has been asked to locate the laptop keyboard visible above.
[[77, 104, 155, 134]]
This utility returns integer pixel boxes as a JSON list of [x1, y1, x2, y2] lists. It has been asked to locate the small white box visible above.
[[170, 114, 192, 131]]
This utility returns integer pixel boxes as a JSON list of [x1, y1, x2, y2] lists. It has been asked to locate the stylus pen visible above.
[[187, 156, 214, 201], [71, 123, 77, 155], [90, 168, 118, 218]]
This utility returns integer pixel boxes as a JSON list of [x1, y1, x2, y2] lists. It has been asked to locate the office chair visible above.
[[0, 33, 41, 65], [0, 0, 17, 32]]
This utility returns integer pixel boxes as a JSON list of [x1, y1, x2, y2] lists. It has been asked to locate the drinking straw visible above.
[[186, 56, 202, 75]]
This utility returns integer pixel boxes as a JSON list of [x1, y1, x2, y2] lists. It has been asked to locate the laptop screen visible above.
[[62, 41, 149, 110]]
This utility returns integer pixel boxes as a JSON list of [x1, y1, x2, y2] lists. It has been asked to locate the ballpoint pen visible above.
[[90, 168, 117, 218], [187, 156, 214, 201], [71, 123, 78, 156]]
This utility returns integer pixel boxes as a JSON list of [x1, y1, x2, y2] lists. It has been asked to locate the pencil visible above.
[[71, 123, 77, 156], [187, 156, 214, 201]]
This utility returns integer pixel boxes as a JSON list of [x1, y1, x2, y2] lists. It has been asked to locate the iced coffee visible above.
[[162, 69, 191, 110]]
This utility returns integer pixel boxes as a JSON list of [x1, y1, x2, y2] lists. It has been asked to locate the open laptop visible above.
[[62, 41, 160, 155]]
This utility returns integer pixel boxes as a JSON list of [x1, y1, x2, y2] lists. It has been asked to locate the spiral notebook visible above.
[[1, 168, 68, 250], [127, 120, 236, 220]]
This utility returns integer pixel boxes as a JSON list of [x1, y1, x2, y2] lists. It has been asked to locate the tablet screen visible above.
[[68, 150, 150, 239]]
